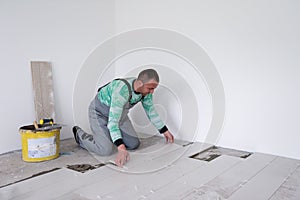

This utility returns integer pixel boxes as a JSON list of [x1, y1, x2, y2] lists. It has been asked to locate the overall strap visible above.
[[97, 78, 132, 102], [115, 78, 132, 102]]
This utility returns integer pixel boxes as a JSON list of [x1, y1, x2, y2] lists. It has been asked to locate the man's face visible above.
[[140, 79, 158, 96]]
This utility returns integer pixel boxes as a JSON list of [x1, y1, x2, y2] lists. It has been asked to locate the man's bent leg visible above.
[[76, 99, 114, 156], [119, 116, 140, 150]]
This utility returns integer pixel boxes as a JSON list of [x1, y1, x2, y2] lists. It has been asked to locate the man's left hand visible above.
[[163, 130, 174, 143]]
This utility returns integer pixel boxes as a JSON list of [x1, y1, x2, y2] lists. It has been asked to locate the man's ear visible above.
[[136, 79, 144, 88]]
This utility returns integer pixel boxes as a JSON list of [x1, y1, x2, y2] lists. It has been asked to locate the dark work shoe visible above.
[[72, 126, 80, 144]]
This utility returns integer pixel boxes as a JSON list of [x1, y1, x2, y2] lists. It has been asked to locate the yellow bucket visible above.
[[19, 125, 61, 162]]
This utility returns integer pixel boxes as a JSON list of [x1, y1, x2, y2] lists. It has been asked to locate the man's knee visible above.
[[94, 144, 114, 156], [126, 137, 140, 150]]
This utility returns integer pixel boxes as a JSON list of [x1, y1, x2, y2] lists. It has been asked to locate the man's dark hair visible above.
[[138, 69, 160, 83]]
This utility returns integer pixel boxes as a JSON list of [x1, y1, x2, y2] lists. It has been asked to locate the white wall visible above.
[[1, 0, 300, 160], [0, 0, 116, 153], [114, 0, 300, 159]]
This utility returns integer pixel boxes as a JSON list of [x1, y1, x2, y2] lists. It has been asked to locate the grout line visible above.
[[228, 156, 278, 198], [0, 167, 61, 189]]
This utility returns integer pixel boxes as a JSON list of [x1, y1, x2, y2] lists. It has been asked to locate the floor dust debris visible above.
[[67, 163, 105, 173], [190, 146, 252, 162]]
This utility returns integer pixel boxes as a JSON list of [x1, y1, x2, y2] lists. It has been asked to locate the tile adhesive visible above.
[[19, 124, 61, 162]]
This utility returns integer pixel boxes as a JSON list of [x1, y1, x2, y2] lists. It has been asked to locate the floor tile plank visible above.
[[0, 169, 77, 200], [77, 157, 205, 200], [146, 155, 242, 199], [0, 167, 117, 200], [199, 153, 276, 199], [269, 165, 300, 200], [228, 156, 299, 200]]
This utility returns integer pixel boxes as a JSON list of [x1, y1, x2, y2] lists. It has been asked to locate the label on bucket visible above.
[[27, 136, 57, 158]]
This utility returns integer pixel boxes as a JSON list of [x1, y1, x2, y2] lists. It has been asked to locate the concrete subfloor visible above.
[[1, 137, 300, 200]]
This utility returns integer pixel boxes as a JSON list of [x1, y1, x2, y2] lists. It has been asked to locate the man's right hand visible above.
[[115, 144, 130, 167], [163, 130, 174, 143]]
